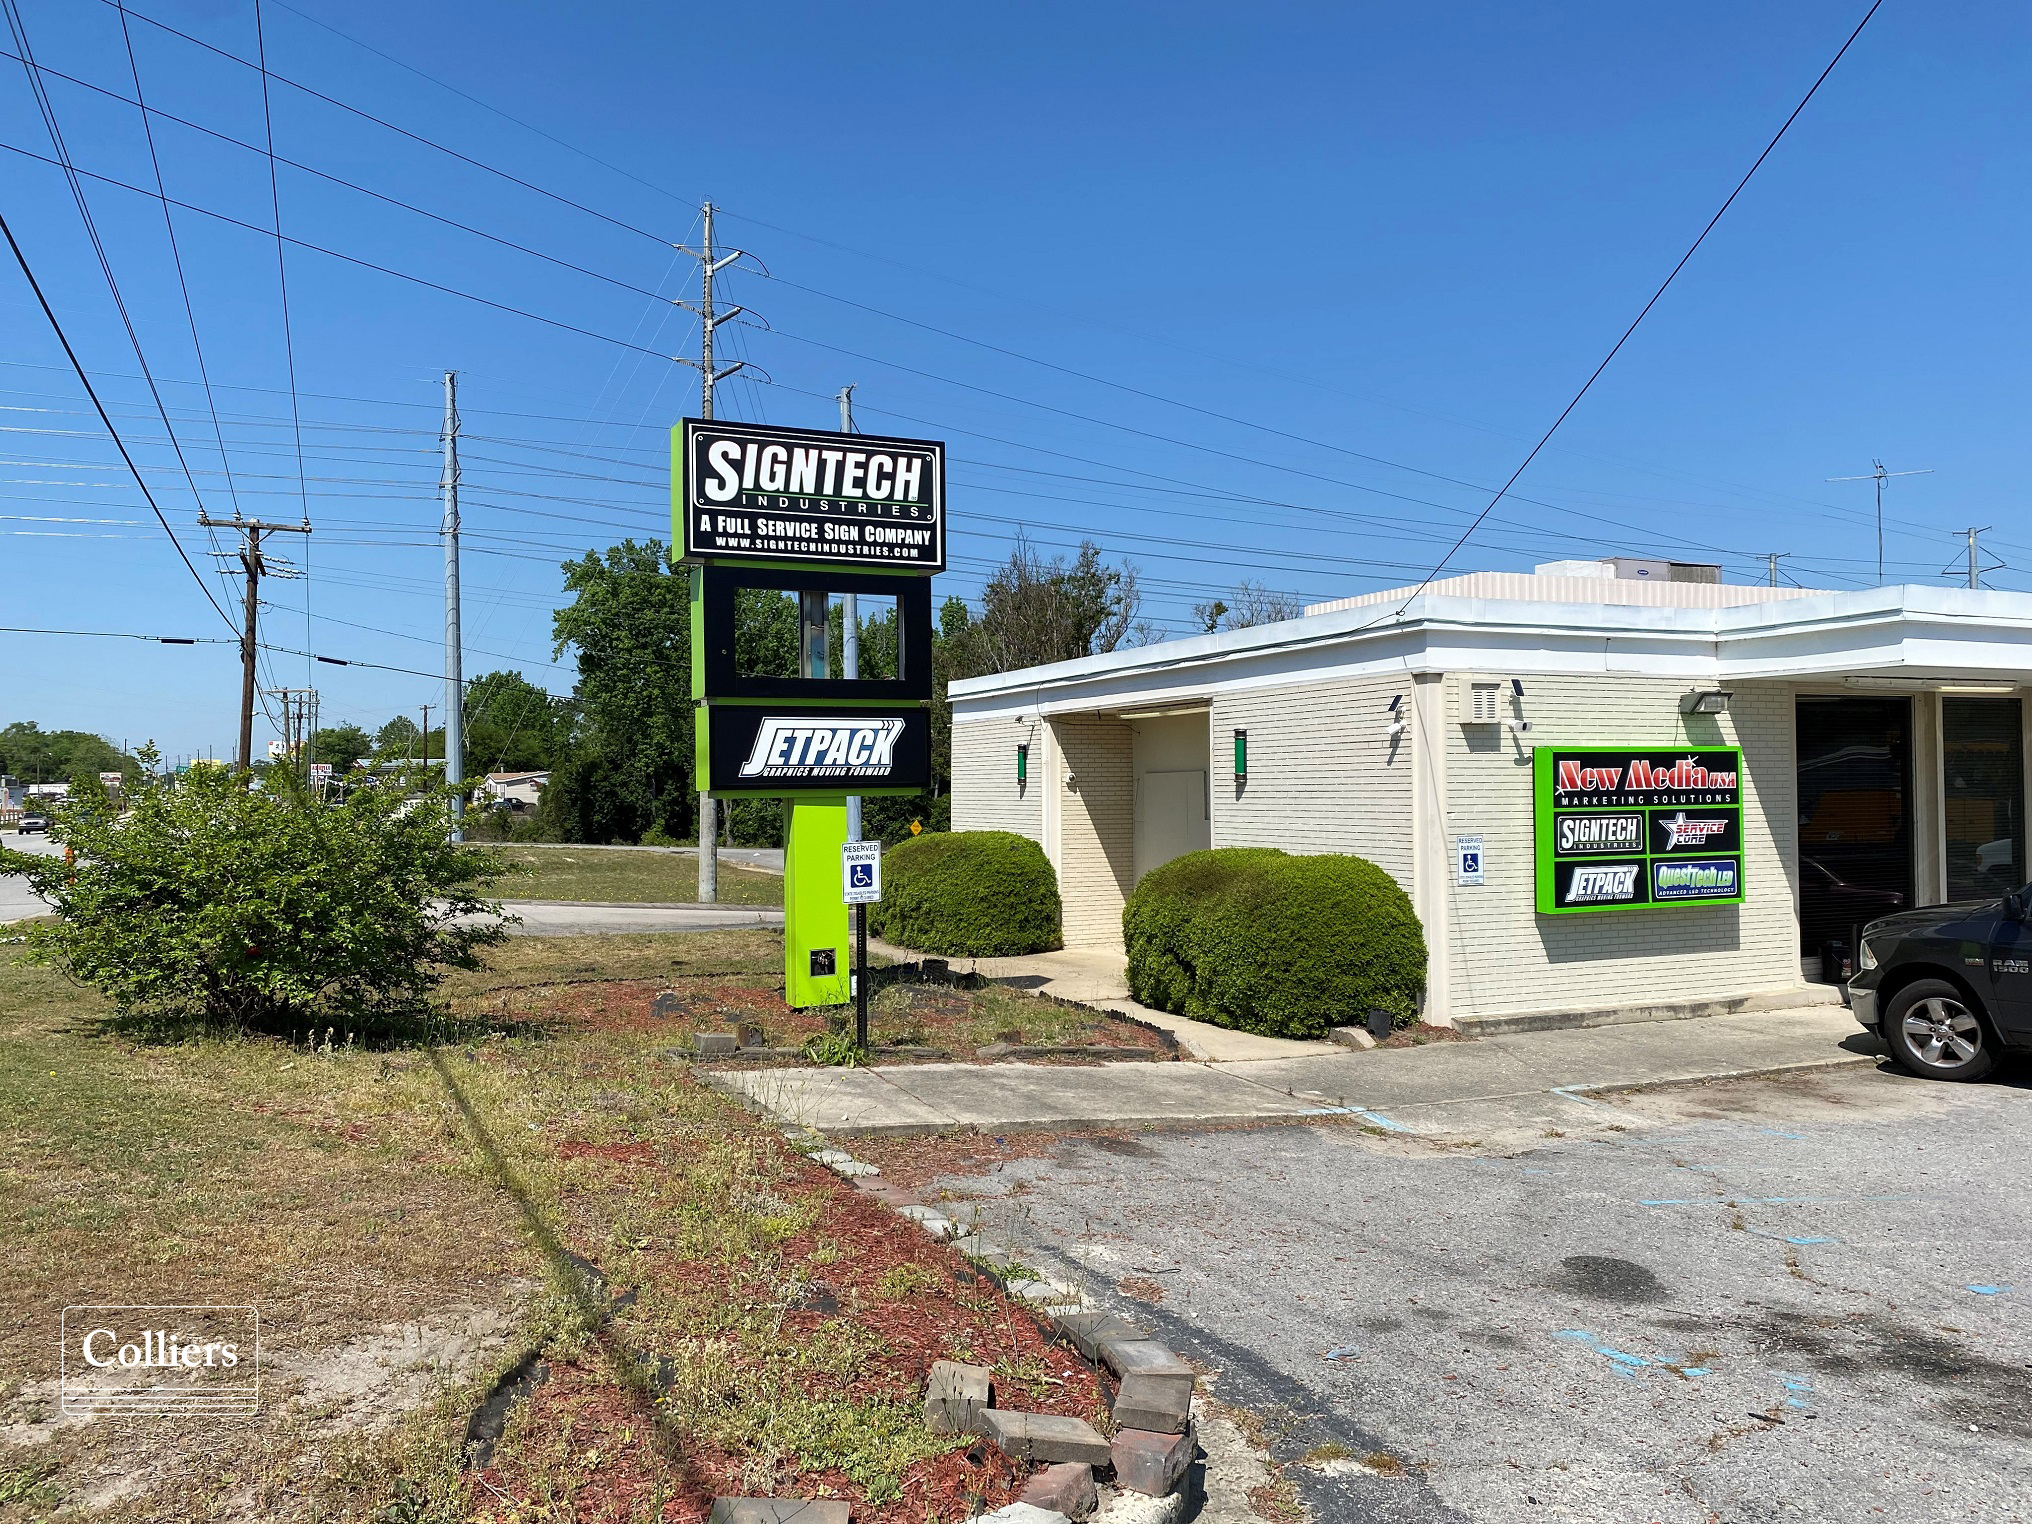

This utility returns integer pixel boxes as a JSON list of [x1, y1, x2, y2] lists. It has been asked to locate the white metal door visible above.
[[1135, 768, 1209, 882]]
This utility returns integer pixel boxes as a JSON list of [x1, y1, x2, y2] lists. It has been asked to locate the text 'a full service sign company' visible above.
[[1533, 747, 1746, 914]]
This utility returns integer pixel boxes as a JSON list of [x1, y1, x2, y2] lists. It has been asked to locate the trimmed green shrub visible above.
[[868, 830, 1062, 957], [1125, 848, 1425, 1039]]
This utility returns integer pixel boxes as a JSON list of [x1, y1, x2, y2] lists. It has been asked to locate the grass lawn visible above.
[[481, 848, 782, 908], [0, 930, 1105, 1522]]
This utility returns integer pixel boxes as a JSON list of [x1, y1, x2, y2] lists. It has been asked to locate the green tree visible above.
[[549, 540, 692, 843], [308, 723, 371, 773], [0, 722, 139, 786], [373, 715, 422, 761], [949, 536, 1146, 674], [0, 761, 508, 1032], [462, 670, 566, 775]]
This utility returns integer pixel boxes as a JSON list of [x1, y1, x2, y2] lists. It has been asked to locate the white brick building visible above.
[[949, 561, 2032, 1027]]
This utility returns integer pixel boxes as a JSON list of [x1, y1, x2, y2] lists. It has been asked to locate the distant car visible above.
[[1846, 890, 2032, 1081], [17, 813, 49, 834]]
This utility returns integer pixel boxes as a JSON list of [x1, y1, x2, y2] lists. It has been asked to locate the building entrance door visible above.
[[1796, 696, 1912, 956]]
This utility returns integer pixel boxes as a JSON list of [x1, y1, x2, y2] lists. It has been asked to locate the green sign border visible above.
[[1533, 745, 1747, 915]]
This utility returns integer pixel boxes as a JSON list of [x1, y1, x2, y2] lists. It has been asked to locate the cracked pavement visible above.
[[928, 1059, 2032, 1522]]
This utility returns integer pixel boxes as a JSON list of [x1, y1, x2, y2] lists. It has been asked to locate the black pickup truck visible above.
[[1845, 890, 2032, 1081]]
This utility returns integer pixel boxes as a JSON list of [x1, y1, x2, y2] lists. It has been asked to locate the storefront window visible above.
[[1943, 696, 2025, 901]]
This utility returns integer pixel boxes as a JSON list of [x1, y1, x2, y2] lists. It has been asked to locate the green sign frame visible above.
[[1533, 745, 1746, 915]]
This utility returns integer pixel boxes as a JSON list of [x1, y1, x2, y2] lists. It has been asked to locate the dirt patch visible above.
[[1376, 1022, 1467, 1049]]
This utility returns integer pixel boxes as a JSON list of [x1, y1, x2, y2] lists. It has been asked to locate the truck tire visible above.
[[1883, 978, 1997, 1082]]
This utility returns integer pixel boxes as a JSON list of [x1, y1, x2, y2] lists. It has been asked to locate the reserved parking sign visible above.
[[842, 840, 882, 905]]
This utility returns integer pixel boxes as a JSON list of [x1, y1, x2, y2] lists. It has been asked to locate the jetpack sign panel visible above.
[[1534, 747, 1746, 914], [677, 418, 944, 571], [703, 705, 931, 795]]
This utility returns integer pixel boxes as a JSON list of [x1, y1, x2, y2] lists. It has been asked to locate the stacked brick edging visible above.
[[712, 1129, 1202, 1524]]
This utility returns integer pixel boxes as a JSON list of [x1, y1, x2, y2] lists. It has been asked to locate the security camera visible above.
[[1504, 718, 1532, 733]]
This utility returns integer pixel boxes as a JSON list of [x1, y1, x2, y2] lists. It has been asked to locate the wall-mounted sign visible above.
[[699, 704, 931, 796], [675, 418, 944, 571], [1533, 746, 1745, 914], [1455, 834, 1485, 885]]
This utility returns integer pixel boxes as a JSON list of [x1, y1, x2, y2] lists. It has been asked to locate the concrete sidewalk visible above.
[[868, 938, 1340, 1062], [701, 1003, 1879, 1138]]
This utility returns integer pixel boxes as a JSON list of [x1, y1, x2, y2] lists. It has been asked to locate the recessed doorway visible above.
[[1796, 696, 1912, 955]]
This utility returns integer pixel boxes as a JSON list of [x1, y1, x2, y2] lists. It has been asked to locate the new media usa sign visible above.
[[1533, 746, 1746, 915], [676, 418, 944, 570]]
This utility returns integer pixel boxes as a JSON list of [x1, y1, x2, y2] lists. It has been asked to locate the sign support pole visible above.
[[855, 902, 868, 1048]]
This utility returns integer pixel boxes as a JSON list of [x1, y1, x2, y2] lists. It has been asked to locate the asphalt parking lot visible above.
[[939, 1057, 2032, 1524]]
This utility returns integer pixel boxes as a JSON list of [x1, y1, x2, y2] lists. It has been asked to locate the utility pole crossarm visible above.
[[199, 513, 312, 771]]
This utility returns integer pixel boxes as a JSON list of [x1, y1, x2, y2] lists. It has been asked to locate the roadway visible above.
[[0, 832, 60, 923]]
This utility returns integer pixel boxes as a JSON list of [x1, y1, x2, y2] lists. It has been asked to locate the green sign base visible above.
[[784, 796, 850, 1008]]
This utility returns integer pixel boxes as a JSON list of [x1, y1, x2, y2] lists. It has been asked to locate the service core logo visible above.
[[1657, 811, 1731, 849]]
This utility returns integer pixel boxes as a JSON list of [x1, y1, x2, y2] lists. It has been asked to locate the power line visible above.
[[113, 1, 244, 521], [0, 625, 227, 643], [1392, 0, 1884, 610], [0, 209, 233, 630]]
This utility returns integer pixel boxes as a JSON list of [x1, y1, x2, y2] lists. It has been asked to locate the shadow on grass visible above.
[[424, 1050, 713, 1501]]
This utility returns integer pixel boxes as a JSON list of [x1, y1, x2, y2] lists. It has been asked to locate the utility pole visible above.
[[1764, 552, 1790, 588], [420, 705, 431, 773], [1828, 460, 1932, 586], [838, 382, 862, 844], [442, 370, 465, 841], [199, 512, 311, 770], [673, 202, 751, 903]]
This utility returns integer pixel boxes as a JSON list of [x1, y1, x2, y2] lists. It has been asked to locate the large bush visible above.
[[0, 762, 510, 1030], [867, 830, 1061, 957], [1125, 848, 1425, 1038]]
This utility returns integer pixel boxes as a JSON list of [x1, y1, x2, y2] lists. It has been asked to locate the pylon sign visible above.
[[677, 418, 944, 571], [677, 416, 940, 1010]]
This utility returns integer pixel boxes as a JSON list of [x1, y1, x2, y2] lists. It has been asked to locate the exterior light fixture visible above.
[[1016, 743, 1028, 785], [1681, 690, 1733, 714], [1233, 728, 1248, 780]]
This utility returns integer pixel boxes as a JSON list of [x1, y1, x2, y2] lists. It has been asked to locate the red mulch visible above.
[[475, 1110, 1107, 1523]]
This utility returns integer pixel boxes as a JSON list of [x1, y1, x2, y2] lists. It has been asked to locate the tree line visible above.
[[8, 538, 1292, 844]]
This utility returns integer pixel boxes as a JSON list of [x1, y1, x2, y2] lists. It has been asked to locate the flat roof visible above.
[[948, 579, 2032, 720]]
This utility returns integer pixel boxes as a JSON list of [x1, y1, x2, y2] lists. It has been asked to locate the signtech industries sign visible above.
[[1533, 746, 1746, 914], [676, 418, 944, 570]]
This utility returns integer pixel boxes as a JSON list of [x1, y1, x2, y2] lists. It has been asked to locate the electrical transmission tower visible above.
[[199, 511, 312, 770], [671, 201, 765, 901], [1944, 527, 2004, 590], [1827, 460, 1932, 586]]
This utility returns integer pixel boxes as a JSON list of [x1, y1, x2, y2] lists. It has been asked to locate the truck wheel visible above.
[[1884, 979, 1996, 1081]]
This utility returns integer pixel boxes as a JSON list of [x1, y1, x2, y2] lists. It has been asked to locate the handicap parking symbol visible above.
[[849, 862, 874, 888]]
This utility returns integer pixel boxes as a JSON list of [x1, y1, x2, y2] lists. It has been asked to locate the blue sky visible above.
[[0, 0, 2025, 763]]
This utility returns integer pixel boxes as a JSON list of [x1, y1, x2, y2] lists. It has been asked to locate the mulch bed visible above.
[[484, 973, 1171, 1062], [478, 1112, 1107, 1523]]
